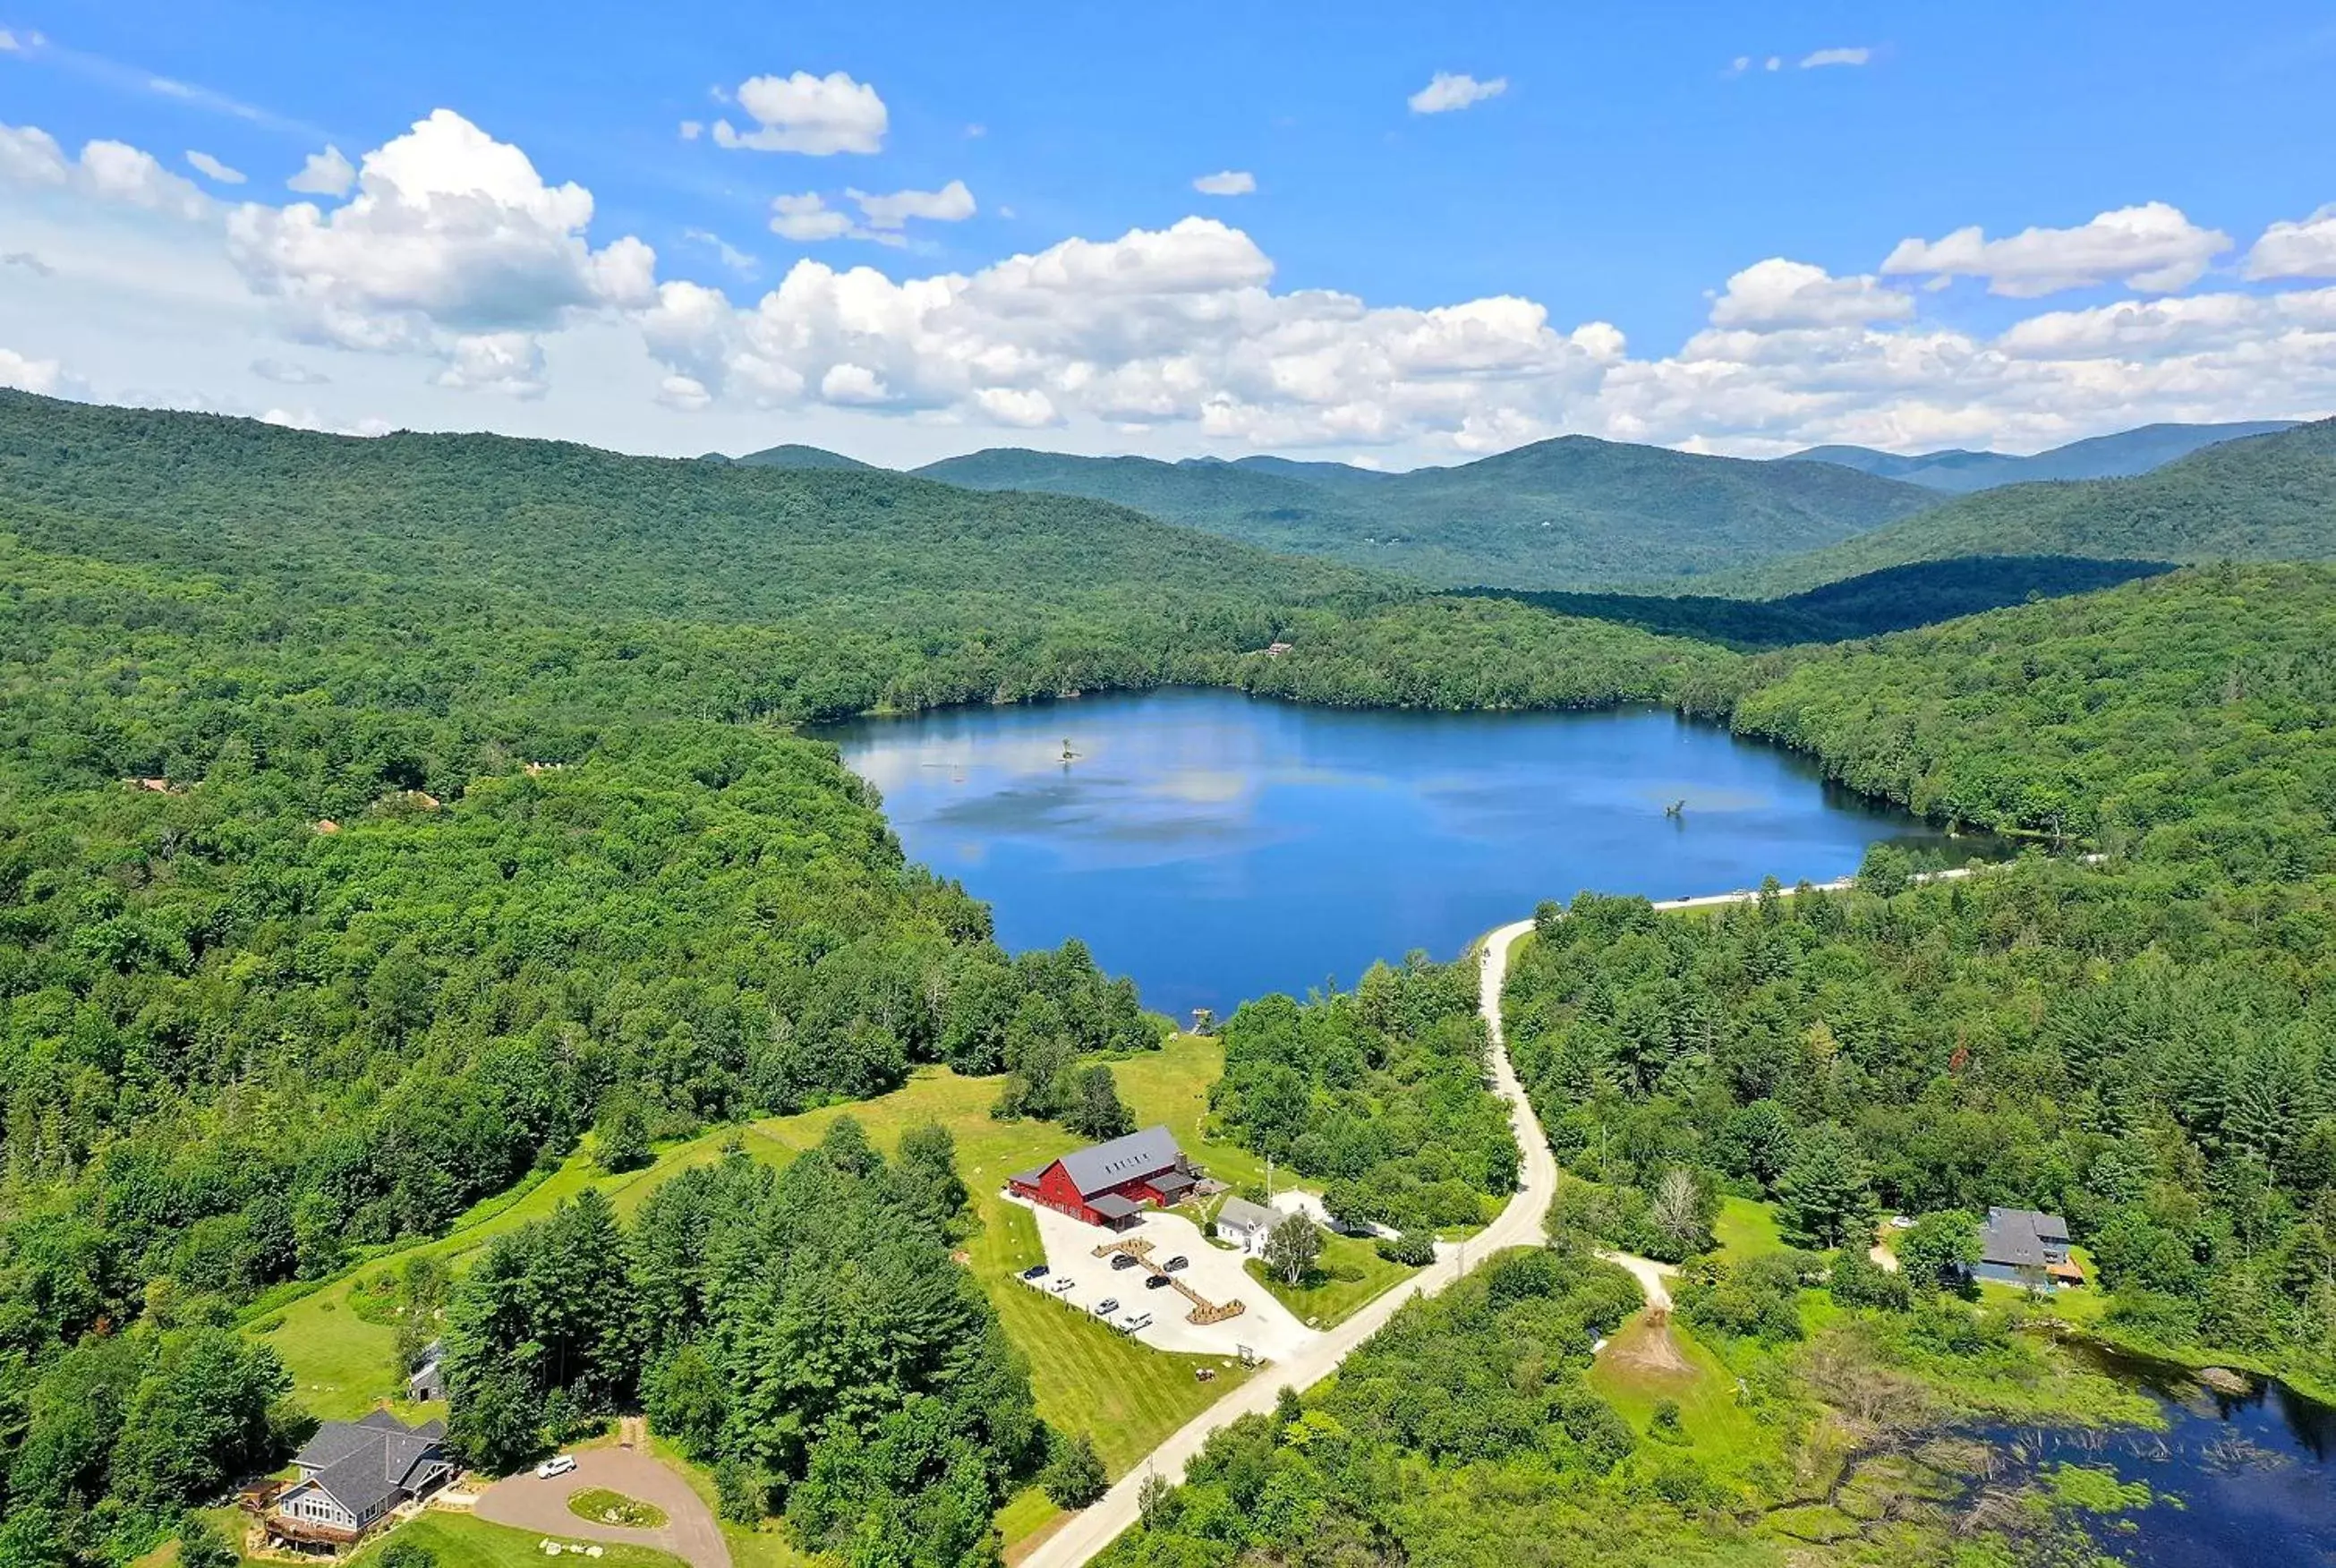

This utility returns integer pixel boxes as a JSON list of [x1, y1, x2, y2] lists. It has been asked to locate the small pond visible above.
[[822, 687, 1967, 1018], [1985, 1348, 2336, 1564]]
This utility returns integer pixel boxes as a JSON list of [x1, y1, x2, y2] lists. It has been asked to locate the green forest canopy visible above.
[[5, 389, 2336, 1562], [917, 433, 1937, 590], [1718, 416, 2336, 598]]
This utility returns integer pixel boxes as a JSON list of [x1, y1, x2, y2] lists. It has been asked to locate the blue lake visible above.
[[823, 687, 1963, 1018]]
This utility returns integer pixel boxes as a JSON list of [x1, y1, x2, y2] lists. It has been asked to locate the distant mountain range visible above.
[[912, 438, 1935, 590], [1789, 421, 2300, 493], [1719, 418, 2336, 598], [708, 414, 2323, 595]]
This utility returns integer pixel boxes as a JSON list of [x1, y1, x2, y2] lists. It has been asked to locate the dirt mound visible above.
[[1607, 1309, 1693, 1378]]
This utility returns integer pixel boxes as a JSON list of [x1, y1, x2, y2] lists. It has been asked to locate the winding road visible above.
[[1024, 872, 1960, 1566], [1020, 916, 1559, 1568]]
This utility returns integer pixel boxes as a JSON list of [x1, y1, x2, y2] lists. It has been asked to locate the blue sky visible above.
[[3, 2, 2334, 464]]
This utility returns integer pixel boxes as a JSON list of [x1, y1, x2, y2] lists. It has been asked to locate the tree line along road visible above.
[[1022, 869, 1983, 1566]]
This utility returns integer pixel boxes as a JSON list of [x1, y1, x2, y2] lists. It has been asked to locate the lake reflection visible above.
[[822, 688, 1961, 1017]]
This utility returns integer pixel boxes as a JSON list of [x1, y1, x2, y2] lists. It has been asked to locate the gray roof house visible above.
[[1976, 1206, 2083, 1290], [1214, 1196, 1275, 1252], [268, 1410, 453, 1547]]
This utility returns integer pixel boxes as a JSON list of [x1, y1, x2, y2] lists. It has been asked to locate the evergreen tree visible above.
[[894, 1121, 970, 1237], [1064, 1065, 1134, 1140], [1775, 1123, 1876, 1251]]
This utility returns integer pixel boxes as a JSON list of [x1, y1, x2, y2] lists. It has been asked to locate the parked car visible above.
[[1049, 1276, 1076, 1294], [1111, 1252, 1139, 1270], [535, 1454, 577, 1480], [1145, 1273, 1172, 1289], [1093, 1297, 1120, 1317], [1118, 1311, 1153, 1333], [1020, 1264, 1051, 1281], [1163, 1255, 1189, 1273]]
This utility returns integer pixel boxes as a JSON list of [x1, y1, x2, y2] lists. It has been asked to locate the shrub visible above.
[[1041, 1431, 1108, 1509], [1377, 1231, 1435, 1266]]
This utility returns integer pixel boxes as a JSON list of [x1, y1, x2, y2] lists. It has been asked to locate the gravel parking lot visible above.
[[1012, 1197, 1320, 1363]]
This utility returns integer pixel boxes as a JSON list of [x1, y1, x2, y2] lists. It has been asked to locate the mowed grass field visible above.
[[1712, 1195, 1786, 1263], [1244, 1228, 1414, 1330], [350, 1514, 688, 1568], [254, 1035, 1281, 1549]]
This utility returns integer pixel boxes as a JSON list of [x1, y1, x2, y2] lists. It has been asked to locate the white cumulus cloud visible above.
[[635, 215, 1622, 444], [848, 179, 976, 230], [287, 145, 355, 196], [770, 192, 857, 243], [712, 71, 887, 155], [1, 124, 212, 219], [1708, 258, 1914, 328], [2245, 204, 2336, 281], [1192, 170, 1257, 197], [186, 149, 246, 184], [434, 331, 550, 397], [0, 345, 72, 395], [1409, 72, 1507, 114], [226, 108, 655, 360], [1881, 201, 2230, 298]]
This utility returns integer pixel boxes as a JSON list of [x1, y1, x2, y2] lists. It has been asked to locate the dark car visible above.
[[1163, 1255, 1189, 1273], [1145, 1272, 1173, 1289], [1020, 1264, 1050, 1281], [1111, 1252, 1139, 1270]]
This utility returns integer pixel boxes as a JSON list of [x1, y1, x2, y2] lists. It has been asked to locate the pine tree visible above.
[[1776, 1123, 1875, 1250]]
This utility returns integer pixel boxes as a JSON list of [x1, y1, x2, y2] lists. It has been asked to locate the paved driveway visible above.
[[474, 1445, 730, 1568], [1013, 1198, 1320, 1363]]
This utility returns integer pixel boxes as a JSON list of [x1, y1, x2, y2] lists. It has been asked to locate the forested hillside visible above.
[[7, 390, 2336, 1564], [1716, 563, 2336, 875], [0, 392, 1712, 1562], [918, 435, 1935, 590], [1510, 861, 2336, 1400], [1462, 554, 2173, 649], [1725, 417, 2336, 598]]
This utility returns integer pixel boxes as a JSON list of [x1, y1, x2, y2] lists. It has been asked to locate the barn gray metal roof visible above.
[[1055, 1125, 1182, 1197]]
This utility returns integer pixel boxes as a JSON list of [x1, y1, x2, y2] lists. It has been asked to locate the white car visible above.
[[535, 1454, 578, 1480], [1049, 1275, 1076, 1295], [1117, 1311, 1153, 1334]]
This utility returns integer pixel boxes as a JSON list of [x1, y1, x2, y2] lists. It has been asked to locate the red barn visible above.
[[1009, 1125, 1198, 1229]]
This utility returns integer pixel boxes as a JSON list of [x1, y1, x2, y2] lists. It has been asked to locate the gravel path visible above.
[[1020, 916, 1557, 1568], [1021, 867, 1986, 1566], [474, 1446, 730, 1568]]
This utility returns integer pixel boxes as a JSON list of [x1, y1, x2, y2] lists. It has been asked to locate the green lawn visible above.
[[1586, 1315, 1770, 1481], [349, 1515, 687, 1568], [1243, 1227, 1416, 1330], [1711, 1197, 1786, 1264], [568, 1487, 668, 1529], [259, 1035, 1266, 1557], [717, 1049, 1259, 1482], [254, 1135, 731, 1418]]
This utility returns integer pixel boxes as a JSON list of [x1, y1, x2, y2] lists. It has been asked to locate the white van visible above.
[[1117, 1310, 1153, 1334]]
